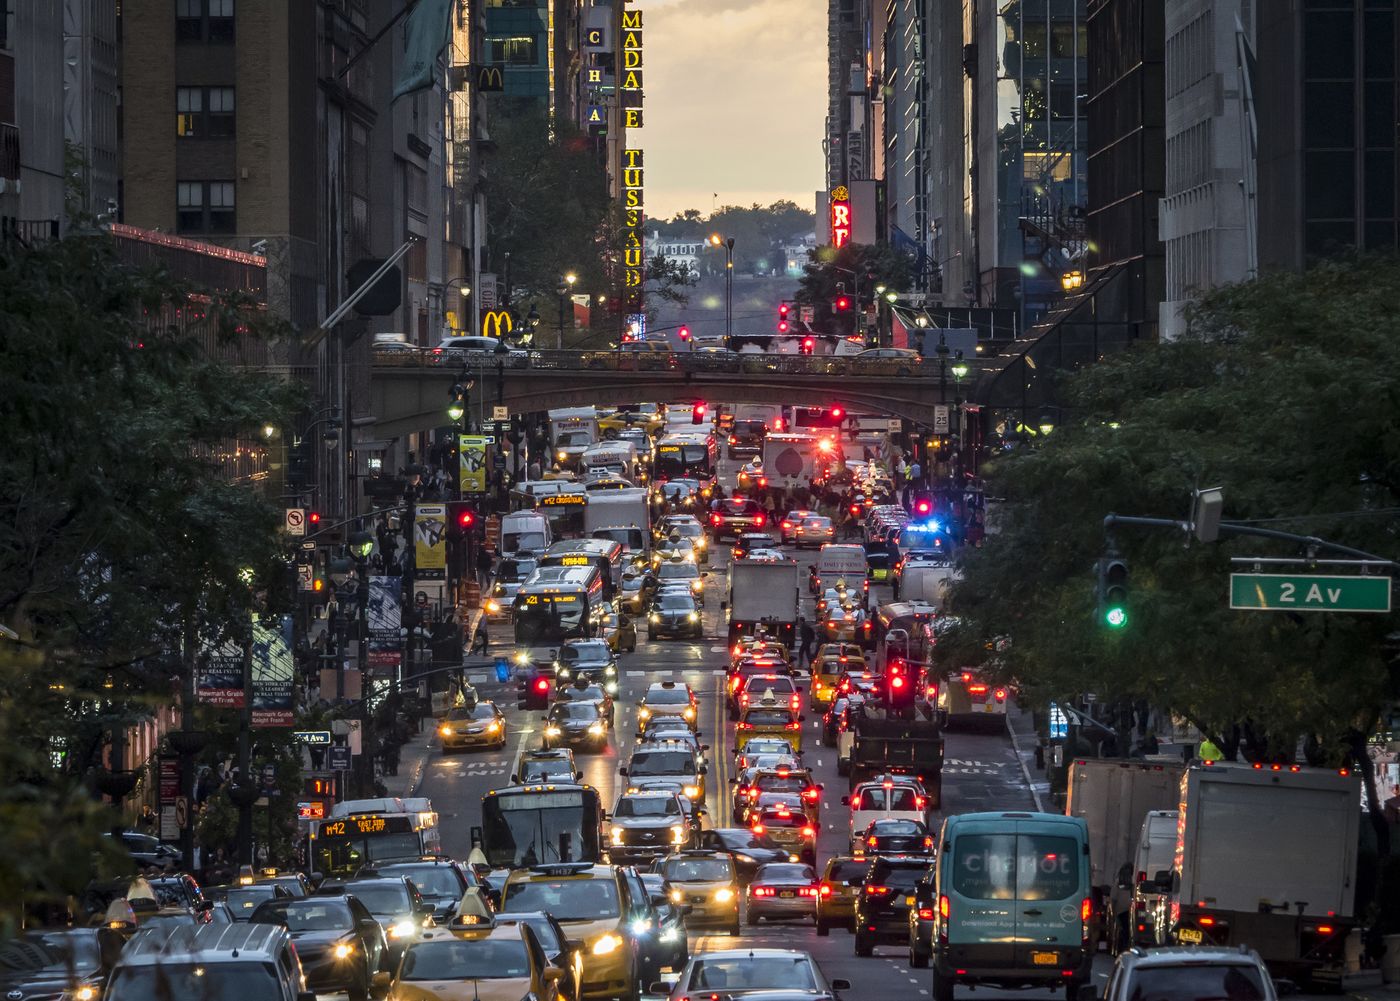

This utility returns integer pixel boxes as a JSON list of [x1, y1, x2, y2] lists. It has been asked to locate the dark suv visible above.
[[727, 419, 767, 458], [709, 498, 767, 540], [853, 856, 932, 957]]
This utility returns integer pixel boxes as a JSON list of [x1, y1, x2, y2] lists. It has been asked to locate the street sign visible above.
[[933, 405, 950, 435], [297, 564, 314, 591], [1229, 573, 1392, 613], [799, 305, 814, 323], [297, 801, 326, 820], [494, 453, 506, 471], [1048, 702, 1068, 740], [328, 746, 352, 771], [493, 405, 510, 421], [294, 730, 332, 746], [174, 796, 189, 830], [285, 508, 306, 536]]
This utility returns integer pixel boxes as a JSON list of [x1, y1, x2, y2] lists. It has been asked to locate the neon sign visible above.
[[829, 186, 852, 249]]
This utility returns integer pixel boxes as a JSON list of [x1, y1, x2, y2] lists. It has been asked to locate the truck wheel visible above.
[[836, 757, 849, 777], [853, 931, 874, 957], [931, 968, 954, 1001]]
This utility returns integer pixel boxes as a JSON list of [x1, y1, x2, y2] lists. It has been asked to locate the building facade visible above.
[[2, 0, 67, 239]]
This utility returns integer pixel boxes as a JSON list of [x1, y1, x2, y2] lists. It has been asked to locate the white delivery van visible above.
[[810, 543, 869, 594], [500, 511, 551, 555]]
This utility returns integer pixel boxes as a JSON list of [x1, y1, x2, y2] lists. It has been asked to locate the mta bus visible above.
[[513, 565, 607, 648], [537, 537, 626, 592], [653, 432, 717, 484], [309, 801, 441, 877], [476, 783, 605, 868]]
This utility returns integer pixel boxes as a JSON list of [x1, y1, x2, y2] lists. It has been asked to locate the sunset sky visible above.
[[641, 0, 827, 220]]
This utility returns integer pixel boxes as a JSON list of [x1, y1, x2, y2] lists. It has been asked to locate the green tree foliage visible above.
[[0, 232, 298, 931], [796, 243, 915, 336], [947, 258, 1400, 781]]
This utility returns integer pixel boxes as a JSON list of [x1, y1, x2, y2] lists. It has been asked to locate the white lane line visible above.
[[710, 645, 728, 652], [627, 671, 645, 677]]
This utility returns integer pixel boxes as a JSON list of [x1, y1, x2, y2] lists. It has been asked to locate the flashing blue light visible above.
[[906, 520, 942, 535]]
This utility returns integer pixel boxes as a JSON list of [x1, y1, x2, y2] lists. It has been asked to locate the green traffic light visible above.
[[1105, 606, 1127, 628]]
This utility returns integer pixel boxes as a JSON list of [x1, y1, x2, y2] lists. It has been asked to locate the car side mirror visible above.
[[1116, 862, 1134, 890], [618, 766, 629, 775], [543, 965, 565, 983], [418, 903, 435, 916], [799, 715, 807, 722], [299, 993, 319, 1001], [679, 904, 694, 916], [700, 744, 710, 752], [649, 983, 673, 996], [841, 795, 850, 805], [832, 978, 853, 992], [1154, 870, 1175, 891], [698, 765, 708, 774]]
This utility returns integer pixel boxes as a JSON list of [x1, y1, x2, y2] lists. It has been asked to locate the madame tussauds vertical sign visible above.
[[623, 4, 644, 307]]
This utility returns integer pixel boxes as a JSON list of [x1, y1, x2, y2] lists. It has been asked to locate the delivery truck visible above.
[[1064, 757, 1186, 952], [726, 557, 801, 645], [582, 487, 651, 563], [1168, 762, 1360, 984]]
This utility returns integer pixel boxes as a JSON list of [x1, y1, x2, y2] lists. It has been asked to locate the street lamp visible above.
[[1060, 269, 1084, 292], [348, 530, 374, 559], [556, 273, 577, 348], [710, 234, 735, 340]]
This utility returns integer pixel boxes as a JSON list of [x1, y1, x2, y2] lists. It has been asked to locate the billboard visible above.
[[367, 575, 402, 668], [415, 503, 448, 579], [459, 435, 490, 495], [251, 616, 294, 727]]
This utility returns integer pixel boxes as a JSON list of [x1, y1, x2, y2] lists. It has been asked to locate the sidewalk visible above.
[[1005, 700, 1049, 812]]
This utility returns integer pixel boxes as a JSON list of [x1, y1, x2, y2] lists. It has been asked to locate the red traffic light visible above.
[[534, 677, 550, 694], [678, 325, 691, 341], [779, 303, 790, 319], [830, 406, 844, 421], [800, 337, 814, 355], [915, 499, 932, 515], [692, 402, 707, 425], [307, 511, 321, 525], [835, 296, 851, 311], [457, 509, 475, 529], [891, 675, 906, 689], [777, 320, 789, 333]]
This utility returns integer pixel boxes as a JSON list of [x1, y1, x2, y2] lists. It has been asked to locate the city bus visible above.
[[535, 488, 588, 538], [538, 537, 626, 591], [653, 432, 717, 485], [475, 783, 605, 868], [308, 804, 441, 877], [513, 565, 607, 648]]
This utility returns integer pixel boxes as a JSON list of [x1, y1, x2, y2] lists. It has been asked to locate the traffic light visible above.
[[678, 325, 691, 342], [800, 337, 814, 355], [1097, 555, 1129, 628], [914, 498, 932, 517], [886, 659, 916, 711], [829, 405, 844, 423], [520, 673, 551, 710], [692, 402, 707, 424], [307, 510, 321, 527], [834, 295, 851, 312], [779, 303, 790, 320], [778, 319, 789, 334], [447, 502, 477, 535]]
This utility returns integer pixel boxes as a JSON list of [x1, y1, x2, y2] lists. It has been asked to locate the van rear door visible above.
[[1009, 826, 1086, 967]]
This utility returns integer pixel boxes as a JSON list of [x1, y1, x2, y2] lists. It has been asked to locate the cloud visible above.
[[639, 0, 826, 220]]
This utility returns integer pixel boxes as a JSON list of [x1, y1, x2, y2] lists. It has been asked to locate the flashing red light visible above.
[[830, 406, 844, 421], [754, 514, 765, 527], [457, 509, 476, 528], [779, 303, 790, 318], [835, 295, 851, 311], [915, 499, 932, 515], [533, 678, 550, 694], [307, 511, 321, 525], [678, 326, 691, 341], [778, 321, 789, 333]]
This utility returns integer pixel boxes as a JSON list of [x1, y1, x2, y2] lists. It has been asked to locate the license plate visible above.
[[779, 890, 796, 898], [1178, 927, 1203, 944], [905, 895, 916, 906], [1031, 951, 1059, 966]]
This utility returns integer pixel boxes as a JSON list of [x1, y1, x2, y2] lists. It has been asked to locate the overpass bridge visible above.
[[369, 349, 1021, 437]]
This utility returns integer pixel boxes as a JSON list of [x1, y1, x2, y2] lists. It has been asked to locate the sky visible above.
[[640, 0, 826, 222]]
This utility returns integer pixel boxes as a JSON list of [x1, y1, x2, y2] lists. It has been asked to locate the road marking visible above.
[[627, 671, 646, 677], [467, 674, 488, 684], [710, 645, 728, 652]]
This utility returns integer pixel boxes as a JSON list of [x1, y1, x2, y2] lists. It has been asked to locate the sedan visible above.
[[649, 591, 703, 639], [599, 610, 638, 653], [541, 701, 609, 751], [697, 828, 792, 885], [858, 818, 935, 856], [854, 346, 923, 375], [553, 639, 618, 687], [340, 876, 433, 969], [639, 873, 690, 973], [778, 510, 817, 545], [793, 515, 835, 548], [389, 925, 564, 1001], [655, 560, 707, 604], [249, 895, 385, 1000], [746, 863, 820, 925], [438, 700, 507, 752], [654, 949, 851, 1001]]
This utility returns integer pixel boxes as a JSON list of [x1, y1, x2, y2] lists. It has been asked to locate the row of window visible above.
[[177, 87, 235, 138], [177, 0, 234, 42], [177, 180, 235, 234]]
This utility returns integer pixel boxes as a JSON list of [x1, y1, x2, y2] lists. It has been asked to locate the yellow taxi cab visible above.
[[735, 700, 804, 753], [381, 923, 565, 1001], [599, 610, 638, 653], [809, 643, 865, 709], [655, 850, 741, 936], [749, 804, 817, 866], [729, 636, 792, 667], [815, 855, 870, 936], [498, 863, 648, 1001]]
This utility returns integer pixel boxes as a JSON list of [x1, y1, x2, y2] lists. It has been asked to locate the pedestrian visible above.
[[1197, 736, 1224, 762], [381, 739, 400, 777], [528, 458, 542, 481], [139, 805, 157, 835], [909, 459, 923, 488], [470, 623, 489, 656], [798, 617, 817, 668], [477, 548, 494, 588]]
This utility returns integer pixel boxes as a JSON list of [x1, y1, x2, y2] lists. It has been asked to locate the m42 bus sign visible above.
[[1229, 573, 1392, 613]]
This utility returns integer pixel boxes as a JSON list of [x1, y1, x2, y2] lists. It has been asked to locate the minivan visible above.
[[1128, 809, 1178, 948], [931, 811, 1092, 1001], [104, 922, 314, 1001]]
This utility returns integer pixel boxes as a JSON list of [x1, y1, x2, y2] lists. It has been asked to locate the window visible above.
[[177, 181, 235, 234], [176, 87, 235, 138], [176, 0, 234, 43], [487, 35, 540, 65]]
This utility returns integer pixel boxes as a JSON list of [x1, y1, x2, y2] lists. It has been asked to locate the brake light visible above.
[[799, 886, 818, 897], [754, 514, 766, 527], [802, 787, 819, 801], [939, 894, 949, 918], [736, 722, 752, 730], [968, 684, 988, 695], [863, 621, 872, 631], [1316, 925, 1335, 935], [915, 795, 926, 809], [747, 788, 759, 799], [758, 477, 767, 488], [865, 885, 892, 896], [752, 886, 775, 897], [777, 767, 790, 776], [961, 671, 972, 682], [710, 514, 722, 526], [1199, 915, 1216, 927], [784, 721, 800, 730], [751, 824, 765, 835], [867, 836, 878, 847], [923, 837, 934, 848], [801, 826, 816, 838], [819, 883, 833, 896], [729, 436, 737, 444], [918, 908, 935, 920], [849, 794, 861, 809], [1082, 897, 1092, 922], [994, 688, 1007, 701], [782, 521, 793, 530]]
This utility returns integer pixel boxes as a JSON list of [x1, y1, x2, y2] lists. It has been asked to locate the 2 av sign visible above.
[[1229, 573, 1392, 613]]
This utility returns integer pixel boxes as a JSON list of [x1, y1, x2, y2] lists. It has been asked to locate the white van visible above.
[[1129, 809, 1179, 947], [843, 775, 930, 852], [810, 543, 869, 594], [500, 511, 551, 555]]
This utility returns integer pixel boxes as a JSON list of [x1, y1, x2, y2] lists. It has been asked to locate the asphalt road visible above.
[[410, 451, 1078, 1001]]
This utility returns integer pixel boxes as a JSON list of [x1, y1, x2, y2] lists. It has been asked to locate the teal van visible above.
[[931, 811, 1092, 1001]]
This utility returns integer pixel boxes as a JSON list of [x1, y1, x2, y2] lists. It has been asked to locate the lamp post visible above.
[[444, 278, 472, 336], [523, 303, 540, 348], [556, 272, 577, 348], [709, 234, 735, 340]]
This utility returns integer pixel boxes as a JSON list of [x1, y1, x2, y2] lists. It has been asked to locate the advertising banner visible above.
[[367, 575, 403, 668], [459, 435, 490, 495], [197, 638, 244, 707], [251, 616, 295, 727], [415, 503, 448, 579]]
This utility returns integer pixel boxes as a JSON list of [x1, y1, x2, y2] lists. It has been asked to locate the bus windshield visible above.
[[480, 789, 603, 868], [514, 593, 588, 645], [655, 445, 711, 480]]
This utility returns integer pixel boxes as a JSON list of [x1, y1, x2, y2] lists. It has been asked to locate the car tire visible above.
[[854, 931, 874, 957], [347, 958, 371, 1001], [836, 757, 850, 777], [816, 918, 830, 937], [910, 941, 930, 968], [931, 968, 955, 1001], [647, 632, 655, 641], [746, 910, 760, 926], [727, 921, 741, 936]]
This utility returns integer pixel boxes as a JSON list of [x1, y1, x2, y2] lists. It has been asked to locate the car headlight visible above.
[[515, 652, 530, 664], [71, 988, 97, 1001], [486, 720, 501, 733], [592, 933, 623, 955], [486, 599, 500, 613], [682, 785, 700, 799], [714, 887, 735, 903], [670, 888, 684, 904], [611, 828, 626, 845], [438, 724, 452, 737], [683, 706, 696, 720], [686, 611, 698, 622], [670, 824, 687, 845], [605, 664, 616, 676], [638, 707, 650, 719], [631, 918, 653, 937], [690, 580, 702, 592], [545, 725, 562, 737], [557, 450, 568, 461], [661, 927, 679, 943], [649, 613, 661, 623], [333, 942, 354, 959], [589, 722, 606, 736], [694, 538, 706, 549], [558, 667, 571, 678], [735, 853, 755, 864], [388, 919, 416, 939], [605, 681, 618, 694]]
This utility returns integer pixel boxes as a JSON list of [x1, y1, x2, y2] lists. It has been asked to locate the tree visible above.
[[796, 243, 915, 336], [0, 231, 298, 931], [945, 256, 1400, 848]]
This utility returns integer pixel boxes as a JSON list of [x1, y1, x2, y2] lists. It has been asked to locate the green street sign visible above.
[[1229, 573, 1392, 613]]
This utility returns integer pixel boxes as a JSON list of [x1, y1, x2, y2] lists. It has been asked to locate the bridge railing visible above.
[[372, 346, 984, 379]]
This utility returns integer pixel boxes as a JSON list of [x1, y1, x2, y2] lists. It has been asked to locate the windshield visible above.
[[553, 702, 601, 720], [672, 522, 702, 538], [448, 703, 499, 721], [646, 687, 689, 705], [515, 596, 587, 644], [872, 820, 923, 836], [872, 865, 926, 889], [658, 594, 694, 610], [629, 751, 695, 775], [2, 932, 99, 974], [380, 867, 464, 898], [1127, 965, 1268, 1001], [658, 563, 697, 580], [502, 880, 620, 921], [107, 965, 280, 1000], [502, 915, 561, 952], [558, 431, 591, 447], [660, 858, 734, 882], [733, 420, 765, 436], [720, 831, 779, 851], [344, 883, 412, 915], [481, 791, 598, 868], [522, 760, 574, 779], [756, 775, 806, 792], [615, 796, 681, 818], [499, 559, 539, 580], [252, 899, 352, 931], [213, 886, 276, 916], [745, 710, 795, 726], [401, 939, 531, 981], [756, 864, 814, 881], [952, 833, 1080, 901], [720, 500, 759, 516], [687, 956, 818, 992], [561, 642, 610, 662], [829, 860, 871, 883]]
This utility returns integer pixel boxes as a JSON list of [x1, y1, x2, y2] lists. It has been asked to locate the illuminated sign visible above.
[[540, 493, 587, 507], [622, 4, 644, 309], [482, 310, 513, 338], [557, 555, 593, 566], [829, 186, 852, 249], [318, 814, 413, 838], [523, 593, 582, 605], [584, 27, 605, 46], [623, 147, 645, 294]]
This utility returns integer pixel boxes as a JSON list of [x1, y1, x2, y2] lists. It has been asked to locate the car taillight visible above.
[[802, 826, 816, 838], [994, 687, 1007, 701], [748, 788, 760, 798], [784, 721, 800, 730], [918, 908, 934, 920], [737, 722, 752, 729], [865, 885, 892, 896], [938, 895, 950, 943], [729, 436, 737, 444], [752, 886, 775, 897], [819, 883, 833, 896], [968, 684, 988, 695], [710, 514, 722, 526], [867, 836, 878, 847], [751, 824, 765, 834], [939, 894, 949, 917], [432, 347, 443, 355], [754, 514, 765, 527], [1199, 915, 1216, 927], [863, 621, 872, 631], [799, 886, 818, 896], [961, 671, 972, 682], [849, 794, 861, 809], [790, 695, 801, 710], [802, 788, 819, 801]]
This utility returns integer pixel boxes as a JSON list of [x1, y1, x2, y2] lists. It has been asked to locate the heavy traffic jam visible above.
[[16, 402, 1373, 1001]]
